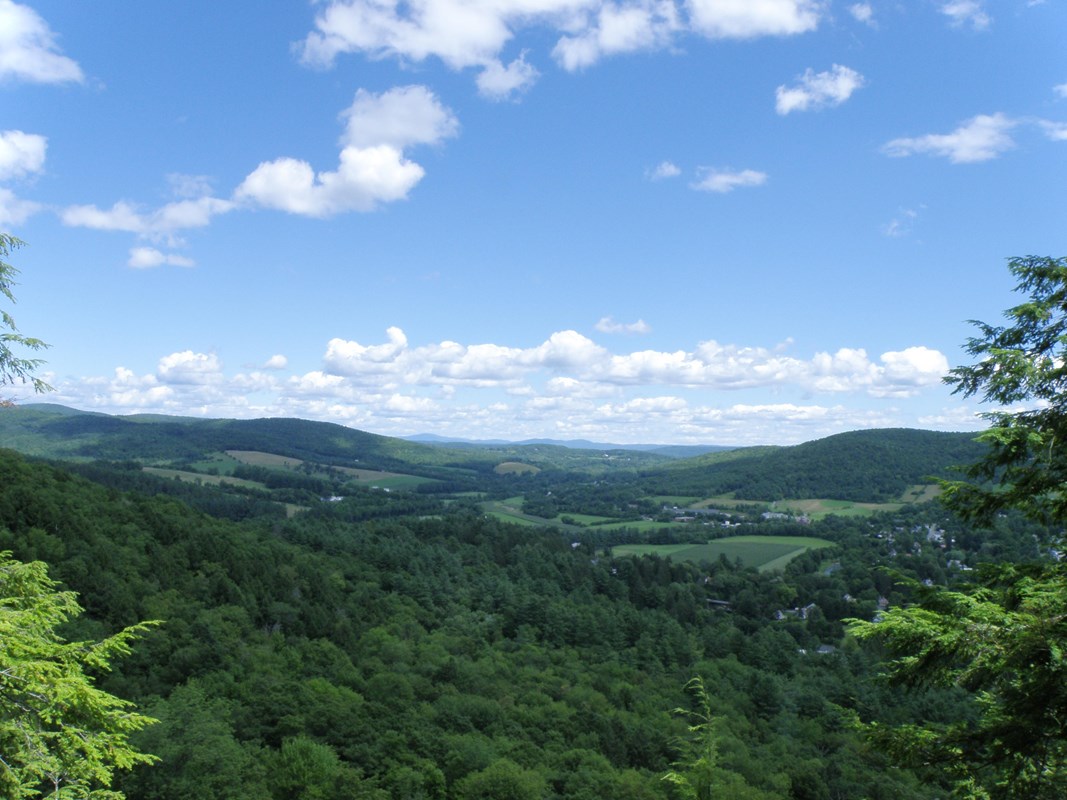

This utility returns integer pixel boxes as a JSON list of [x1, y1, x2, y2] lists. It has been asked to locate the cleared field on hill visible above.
[[494, 461, 541, 475], [225, 450, 434, 488], [143, 467, 264, 489], [613, 535, 834, 572]]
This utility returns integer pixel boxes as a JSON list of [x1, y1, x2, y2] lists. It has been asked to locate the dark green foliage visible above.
[[851, 256, 1067, 799], [645, 429, 986, 502], [0, 448, 963, 800], [942, 256, 1067, 524]]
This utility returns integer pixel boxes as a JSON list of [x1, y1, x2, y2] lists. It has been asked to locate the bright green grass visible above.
[[613, 535, 834, 572], [484, 510, 546, 527], [494, 462, 541, 475], [555, 513, 618, 525], [651, 496, 703, 506], [143, 467, 264, 490]]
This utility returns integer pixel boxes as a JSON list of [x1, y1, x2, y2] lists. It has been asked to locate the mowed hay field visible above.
[[613, 535, 834, 572], [225, 450, 434, 488]]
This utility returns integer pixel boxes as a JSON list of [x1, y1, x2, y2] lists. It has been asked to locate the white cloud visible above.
[[882, 206, 921, 238], [647, 160, 681, 180], [883, 113, 1017, 163], [691, 167, 768, 193], [237, 86, 456, 217], [0, 130, 46, 179], [553, 1, 680, 71], [848, 3, 874, 25], [476, 54, 540, 99], [298, 1, 823, 92], [30, 328, 958, 445], [0, 187, 40, 225], [940, 1, 991, 30], [775, 64, 865, 114], [341, 85, 459, 149], [686, 0, 822, 39], [1056, 83, 1067, 99], [1040, 120, 1067, 141], [236, 146, 424, 217], [128, 247, 195, 269], [0, 0, 83, 84], [62, 196, 235, 238], [596, 316, 651, 334], [157, 351, 223, 385]]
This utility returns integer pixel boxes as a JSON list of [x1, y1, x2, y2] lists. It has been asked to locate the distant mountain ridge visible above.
[[0, 405, 986, 503], [405, 432, 732, 458]]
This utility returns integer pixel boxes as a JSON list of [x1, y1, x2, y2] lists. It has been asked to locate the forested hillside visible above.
[[641, 428, 986, 502], [1, 445, 1033, 799]]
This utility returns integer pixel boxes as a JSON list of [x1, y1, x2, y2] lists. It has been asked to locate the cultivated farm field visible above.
[[613, 535, 834, 572]]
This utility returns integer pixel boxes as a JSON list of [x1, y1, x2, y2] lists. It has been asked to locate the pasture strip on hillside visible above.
[[613, 536, 833, 571], [143, 467, 264, 489]]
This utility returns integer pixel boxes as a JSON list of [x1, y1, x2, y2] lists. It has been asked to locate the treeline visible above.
[[0, 448, 1031, 799]]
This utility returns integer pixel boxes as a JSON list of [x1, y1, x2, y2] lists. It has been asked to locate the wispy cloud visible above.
[[646, 161, 681, 180], [848, 3, 875, 26], [883, 113, 1016, 163], [940, 1, 991, 30], [776, 64, 865, 115], [691, 168, 768, 193], [595, 317, 651, 335]]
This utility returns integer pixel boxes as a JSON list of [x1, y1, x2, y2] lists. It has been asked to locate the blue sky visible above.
[[2, 0, 1065, 445]]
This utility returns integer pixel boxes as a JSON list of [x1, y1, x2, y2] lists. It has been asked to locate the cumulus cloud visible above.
[[311, 326, 948, 400], [476, 54, 539, 99], [940, 1, 991, 30], [298, 1, 823, 95], [552, 1, 680, 71], [647, 160, 681, 180], [341, 85, 459, 149], [596, 316, 651, 334], [775, 64, 865, 114], [237, 86, 456, 217], [686, 0, 821, 39], [691, 168, 767, 193], [0, 0, 83, 84], [157, 351, 224, 385], [883, 113, 1017, 163], [0, 130, 46, 179], [31, 326, 962, 444]]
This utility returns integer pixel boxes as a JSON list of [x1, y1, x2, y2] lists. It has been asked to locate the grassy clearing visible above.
[[143, 467, 264, 490], [226, 450, 303, 469], [555, 513, 618, 525], [226, 450, 435, 488], [494, 462, 541, 475], [613, 535, 833, 572], [651, 496, 703, 507], [484, 511, 546, 527]]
